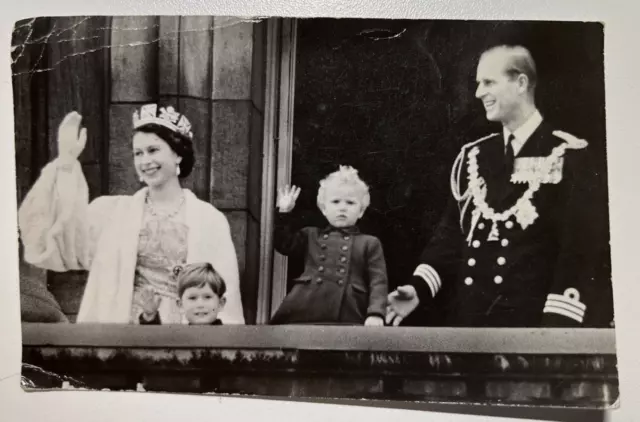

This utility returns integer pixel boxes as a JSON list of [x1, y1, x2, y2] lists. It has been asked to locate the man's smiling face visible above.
[[475, 49, 522, 126]]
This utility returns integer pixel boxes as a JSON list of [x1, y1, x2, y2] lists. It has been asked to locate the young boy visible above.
[[270, 165, 388, 326], [139, 262, 226, 325]]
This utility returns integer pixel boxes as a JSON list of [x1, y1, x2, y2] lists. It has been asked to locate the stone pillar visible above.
[[208, 17, 265, 324], [157, 16, 266, 323], [109, 16, 159, 195]]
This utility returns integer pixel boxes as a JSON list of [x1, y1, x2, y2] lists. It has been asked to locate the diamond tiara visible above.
[[132, 104, 193, 139]]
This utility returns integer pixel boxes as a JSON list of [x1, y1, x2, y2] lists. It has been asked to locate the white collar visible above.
[[503, 109, 543, 155]]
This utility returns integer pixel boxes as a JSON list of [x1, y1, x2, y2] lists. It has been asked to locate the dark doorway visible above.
[[285, 19, 611, 326]]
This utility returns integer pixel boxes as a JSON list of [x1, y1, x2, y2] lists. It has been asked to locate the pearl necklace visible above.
[[145, 191, 185, 219]]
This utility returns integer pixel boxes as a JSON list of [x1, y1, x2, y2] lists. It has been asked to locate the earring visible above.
[[139, 175, 144, 183], [176, 164, 181, 177]]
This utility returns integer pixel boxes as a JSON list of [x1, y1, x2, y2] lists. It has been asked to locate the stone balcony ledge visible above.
[[21, 324, 618, 408]]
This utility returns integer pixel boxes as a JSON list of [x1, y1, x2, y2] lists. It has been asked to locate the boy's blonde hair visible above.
[[176, 262, 226, 299], [316, 165, 370, 211]]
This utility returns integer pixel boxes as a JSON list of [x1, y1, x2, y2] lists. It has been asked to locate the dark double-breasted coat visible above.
[[270, 212, 388, 325], [408, 121, 610, 327]]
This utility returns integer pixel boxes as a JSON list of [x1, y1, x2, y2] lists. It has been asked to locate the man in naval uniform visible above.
[[386, 44, 606, 328]]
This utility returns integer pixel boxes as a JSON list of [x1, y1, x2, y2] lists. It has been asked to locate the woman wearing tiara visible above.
[[18, 104, 245, 324]]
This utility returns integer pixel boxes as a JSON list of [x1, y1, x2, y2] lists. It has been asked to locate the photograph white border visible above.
[[1, 1, 638, 421]]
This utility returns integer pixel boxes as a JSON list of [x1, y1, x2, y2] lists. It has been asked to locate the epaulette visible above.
[[462, 132, 500, 151], [552, 130, 588, 150], [450, 133, 499, 204]]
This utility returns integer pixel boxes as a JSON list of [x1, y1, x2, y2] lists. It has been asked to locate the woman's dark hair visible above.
[[134, 123, 195, 179]]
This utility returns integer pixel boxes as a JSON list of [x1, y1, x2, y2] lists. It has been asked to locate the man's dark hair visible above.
[[483, 45, 537, 93]]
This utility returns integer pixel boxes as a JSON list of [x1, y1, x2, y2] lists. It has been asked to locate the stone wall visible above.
[[13, 17, 267, 324]]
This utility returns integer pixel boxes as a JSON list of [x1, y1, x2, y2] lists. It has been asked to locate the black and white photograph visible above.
[[11, 15, 617, 408]]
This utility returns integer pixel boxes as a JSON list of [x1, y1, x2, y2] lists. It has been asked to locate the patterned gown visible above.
[[130, 205, 188, 324]]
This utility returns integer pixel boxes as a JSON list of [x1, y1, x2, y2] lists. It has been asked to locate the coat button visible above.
[[318, 266, 325, 272], [321, 244, 327, 249], [478, 223, 485, 230], [344, 235, 350, 241], [494, 275, 503, 284], [340, 256, 347, 263], [497, 257, 506, 266], [505, 221, 514, 229], [316, 277, 323, 283], [464, 277, 474, 286], [467, 258, 476, 267], [501, 239, 509, 247], [323, 234, 329, 239], [339, 268, 345, 274], [341, 245, 349, 251], [337, 280, 344, 285], [320, 254, 326, 260], [472, 240, 481, 248]]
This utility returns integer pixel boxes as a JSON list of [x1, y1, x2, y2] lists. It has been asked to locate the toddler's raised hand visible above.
[[277, 185, 301, 213]]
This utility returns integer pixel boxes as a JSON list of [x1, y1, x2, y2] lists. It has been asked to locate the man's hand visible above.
[[277, 185, 301, 213], [364, 315, 384, 326], [385, 285, 420, 326]]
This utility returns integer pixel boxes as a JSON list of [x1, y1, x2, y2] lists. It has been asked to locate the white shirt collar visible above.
[[503, 109, 543, 155]]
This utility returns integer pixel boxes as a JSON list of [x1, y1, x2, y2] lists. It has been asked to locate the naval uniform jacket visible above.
[[408, 121, 605, 327], [270, 212, 388, 325]]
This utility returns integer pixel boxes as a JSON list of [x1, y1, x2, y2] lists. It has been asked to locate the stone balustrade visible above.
[[22, 324, 617, 407]]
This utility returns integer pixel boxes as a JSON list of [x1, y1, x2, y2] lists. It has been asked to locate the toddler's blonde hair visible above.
[[316, 165, 370, 212]]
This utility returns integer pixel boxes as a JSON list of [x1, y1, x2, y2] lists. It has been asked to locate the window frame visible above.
[[256, 18, 298, 322]]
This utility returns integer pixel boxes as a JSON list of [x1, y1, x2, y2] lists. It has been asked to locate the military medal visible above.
[[512, 156, 564, 184]]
